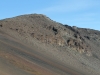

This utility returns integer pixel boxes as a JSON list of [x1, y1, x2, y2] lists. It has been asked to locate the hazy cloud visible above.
[[40, 0, 99, 13]]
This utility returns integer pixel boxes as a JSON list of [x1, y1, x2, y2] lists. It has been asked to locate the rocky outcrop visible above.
[[0, 24, 2, 27], [0, 14, 93, 56], [30, 32, 65, 46], [67, 38, 91, 54]]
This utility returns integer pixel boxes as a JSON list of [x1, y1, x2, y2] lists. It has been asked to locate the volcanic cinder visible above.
[[0, 14, 100, 75]]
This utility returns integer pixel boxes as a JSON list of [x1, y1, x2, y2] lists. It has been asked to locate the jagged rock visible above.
[[72, 26, 78, 30], [74, 34, 80, 39], [0, 14, 93, 55], [0, 14, 100, 75], [84, 36, 90, 40], [67, 38, 91, 54], [0, 24, 2, 27], [52, 27, 58, 35]]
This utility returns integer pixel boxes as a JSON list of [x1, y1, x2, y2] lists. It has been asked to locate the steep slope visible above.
[[0, 14, 100, 75]]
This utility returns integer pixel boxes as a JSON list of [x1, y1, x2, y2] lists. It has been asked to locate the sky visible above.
[[0, 0, 100, 30]]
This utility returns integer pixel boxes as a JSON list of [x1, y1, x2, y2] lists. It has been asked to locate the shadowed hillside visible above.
[[0, 14, 100, 75]]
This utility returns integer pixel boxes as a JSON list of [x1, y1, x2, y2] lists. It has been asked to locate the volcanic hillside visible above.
[[0, 14, 100, 75]]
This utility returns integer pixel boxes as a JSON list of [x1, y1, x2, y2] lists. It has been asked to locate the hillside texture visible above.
[[0, 14, 100, 75]]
